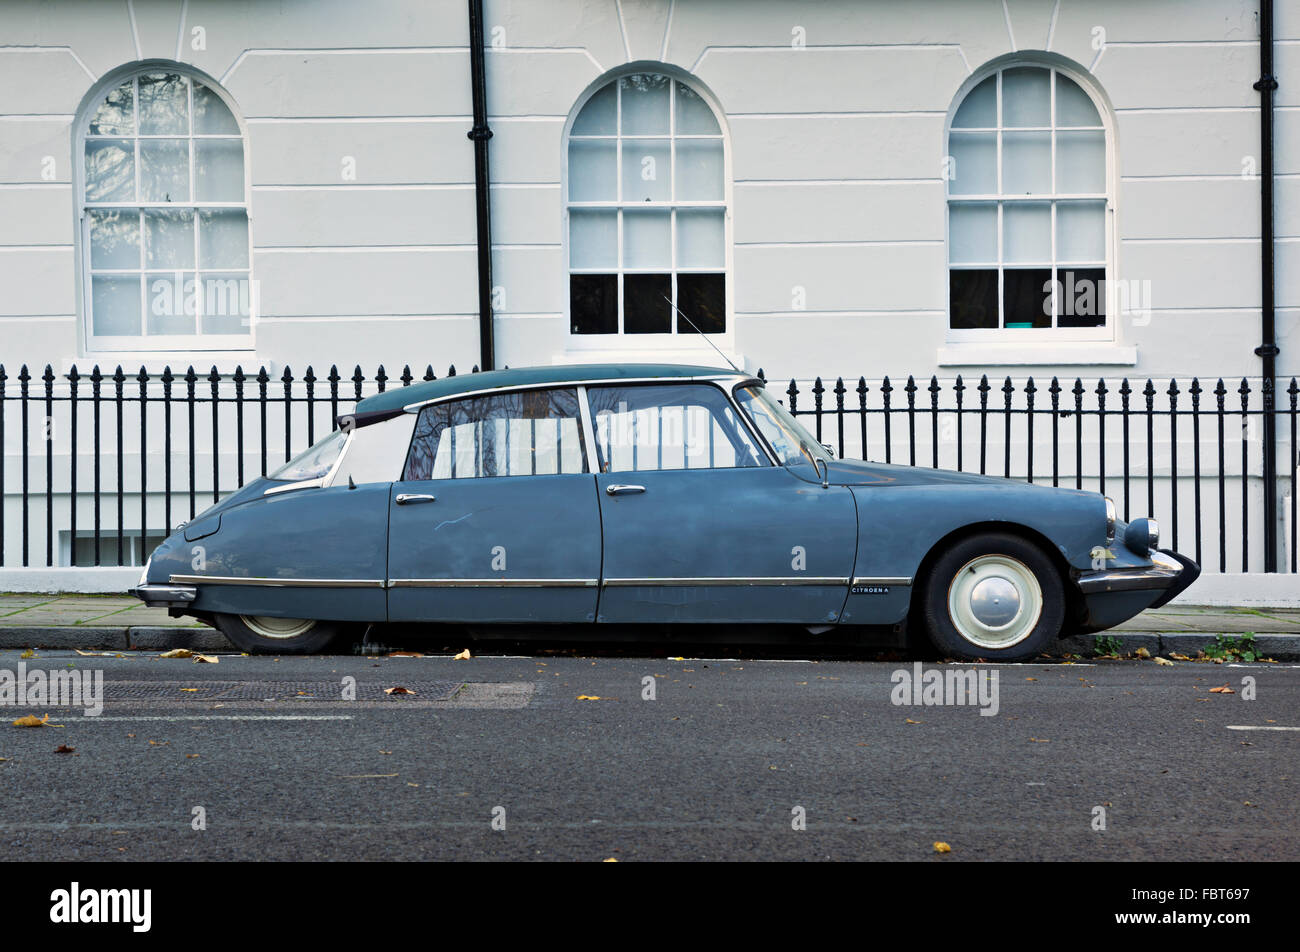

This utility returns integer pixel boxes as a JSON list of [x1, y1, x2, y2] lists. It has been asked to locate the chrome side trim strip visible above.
[[170, 575, 385, 589], [851, 577, 913, 587], [263, 477, 324, 496], [601, 576, 849, 587], [389, 578, 599, 588], [400, 374, 755, 413]]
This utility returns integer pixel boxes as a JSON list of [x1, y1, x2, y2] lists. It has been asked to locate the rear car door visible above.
[[588, 382, 858, 625], [386, 387, 602, 623]]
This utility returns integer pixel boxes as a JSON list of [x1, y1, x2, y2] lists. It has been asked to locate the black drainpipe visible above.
[[1255, 0, 1278, 571], [467, 0, 495, 371]]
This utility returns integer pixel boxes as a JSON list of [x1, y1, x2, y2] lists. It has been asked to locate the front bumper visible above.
[[130, 583, 198, 609], [1076, 549, 1201, 606]]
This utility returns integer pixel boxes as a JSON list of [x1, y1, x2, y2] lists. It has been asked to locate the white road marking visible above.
[[1225, 725, 1300, 732]]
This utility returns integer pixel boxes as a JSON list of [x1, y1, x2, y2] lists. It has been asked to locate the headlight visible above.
[[1104, 496, 1116, 544], [1124, 517, 1159, 553]]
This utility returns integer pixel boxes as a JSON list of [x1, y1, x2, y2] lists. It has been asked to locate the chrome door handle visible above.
[[605, 484, 646, 496], [395, 493, 437, 505]]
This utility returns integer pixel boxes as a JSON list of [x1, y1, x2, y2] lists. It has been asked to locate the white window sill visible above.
[[936, 342, 1137, 368]]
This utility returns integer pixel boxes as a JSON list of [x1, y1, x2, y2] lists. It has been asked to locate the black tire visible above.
[[212, 612, 356, 655], [920, 532, 1065, 662]]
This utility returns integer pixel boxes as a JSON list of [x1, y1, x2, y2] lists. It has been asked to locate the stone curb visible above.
[[1057, 632, 1300, 661]]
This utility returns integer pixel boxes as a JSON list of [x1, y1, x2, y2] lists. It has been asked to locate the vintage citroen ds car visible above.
[[132, 363, 1198, 659]]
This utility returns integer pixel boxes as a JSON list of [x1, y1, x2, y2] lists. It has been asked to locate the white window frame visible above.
[[944, 58, 1116, 344], [562, 68, 733, 353], [75, 62, 255, 355]]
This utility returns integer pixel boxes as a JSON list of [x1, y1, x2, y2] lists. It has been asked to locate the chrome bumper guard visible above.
[[129, 583, 198, 609], [1076, 549, 1201, 605]]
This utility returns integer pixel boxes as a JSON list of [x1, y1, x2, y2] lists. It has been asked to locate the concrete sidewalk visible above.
[[1, 592, 1298, 658]]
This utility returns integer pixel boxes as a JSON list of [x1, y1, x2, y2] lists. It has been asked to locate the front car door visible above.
[[588, 382, 858, 625], [387, 386, 602, 623]]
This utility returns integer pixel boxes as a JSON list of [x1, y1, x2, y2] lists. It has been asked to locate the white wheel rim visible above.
[[240, 615, 317, 640], [946, 554, 1043, 650]]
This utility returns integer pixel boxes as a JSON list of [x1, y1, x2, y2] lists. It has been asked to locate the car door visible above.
[[387, 386, 602, 623], [588, 382, 858, 625]]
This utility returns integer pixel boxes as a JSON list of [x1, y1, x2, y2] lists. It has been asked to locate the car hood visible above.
[[816, 457, 1092, 495]]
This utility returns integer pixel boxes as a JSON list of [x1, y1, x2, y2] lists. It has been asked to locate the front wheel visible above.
[[212, 612, 357, 655], [920, 533, 1065, 661]]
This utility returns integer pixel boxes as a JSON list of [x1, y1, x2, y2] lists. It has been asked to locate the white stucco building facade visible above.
[[0, 0, 1296, 596]]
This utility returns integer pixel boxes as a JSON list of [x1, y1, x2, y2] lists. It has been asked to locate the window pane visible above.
[[948, 132, 995, 195], [623, 274, 672, 333], [952, 75, 996, 128], [568, 139, 616, 201], [949, 269, 998, 329], [570, 273, 617, 334], [199, 209, 249, 268], [91, 274, 141, 336], [1002, 130, 1051, 194], [676, 209, 724, 269], [193, 82, 239, 134], [569, 209, 617, 269], [200, 273, 252, 334], [89, 81, 134, 136], [1003, 268, 1053, 327], [85, 139, 135, 202], [588, 384, 764, 472], [1057, 267, 1106, 328], [1056, 129, 1105, 193], [89, 210, 140, 269], [146, 273, 196, 335], [1056, 74, 1101, 127], [140, 138, 189, 202], [1002, 67, 1050, 127], [676, 273, 725, 334], [623, 210, 670, 269], [138, 73, 189, 135], [675, 82, 719, 134], [404, 389, 586, 480], [620, 74, 669, 135], [675, 139, 723, 201], [572, 82, 616, 135], [621, 138, 670, 202], [1056, 201, 1105, 263], [948, 204, 996, 265], [144, 209, 195, 268], [1003, 203, 1050, 264], [195, 139, 243, 201]]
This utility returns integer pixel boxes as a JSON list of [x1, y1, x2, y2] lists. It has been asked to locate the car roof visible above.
[[353, 362, 751, 415]]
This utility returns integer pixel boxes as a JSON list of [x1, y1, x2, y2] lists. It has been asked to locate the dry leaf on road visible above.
[[1154, 656, 1175, 666], [192, 654, 218, 664], [12, 714, 48, 728], [54, 744, 75, 754], [453, 649, 472, 660], [933, 841, 952, 853], [384, 686, 416, 695], [159, 649, 193, 659], [1209, 685, 1235, 694]]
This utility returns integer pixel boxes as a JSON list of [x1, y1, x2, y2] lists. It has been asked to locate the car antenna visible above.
[[660, 294, 742, 374], [347, 475, 356, 490]]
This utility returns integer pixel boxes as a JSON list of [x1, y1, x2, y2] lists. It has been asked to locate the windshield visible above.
[[733, 385, 826, 468], [270, 428, 348, 482]]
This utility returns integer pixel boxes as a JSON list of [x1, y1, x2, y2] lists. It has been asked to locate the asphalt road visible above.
[[1, 646, 1296, 861]]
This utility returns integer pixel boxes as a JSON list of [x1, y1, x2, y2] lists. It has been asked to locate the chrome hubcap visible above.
[[946, 554, 1043, 650], [240, 615, 316, 640]]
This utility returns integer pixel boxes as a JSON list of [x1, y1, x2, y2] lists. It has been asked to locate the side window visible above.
[[587, 384, 766, 473], [403, 388, 587, 480]]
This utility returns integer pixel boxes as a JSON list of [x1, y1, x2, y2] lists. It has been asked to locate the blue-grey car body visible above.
[[132, 363, 1198, 643]]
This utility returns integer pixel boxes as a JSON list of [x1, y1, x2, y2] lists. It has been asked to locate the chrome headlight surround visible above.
[[1104, 496, 1116, 545]]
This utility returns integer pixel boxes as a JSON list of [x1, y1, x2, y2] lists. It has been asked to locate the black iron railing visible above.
[[1, 363, 1297, 574]]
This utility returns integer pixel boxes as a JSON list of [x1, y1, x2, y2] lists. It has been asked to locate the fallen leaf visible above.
[[19, 650, 34, 660], [1025, 677, 1037, 681], [1154, 656, 1175, 666], [192, 654, 218, 664], [453, 649, 471, 660], [576, 695, 602, 701], [933, 841, 952, 854], [186, 754, 199, 759], [54, 744, 75, 754], [12, 714, 48, 728], [384, 686, 416, 695], [905, 718, 922, 724], [180, 688, 199, 693], [159, 649, 192, 659], [1029, 737, 1050, 743], [1170, 652, 1193, 661], [1134, 646, 1151, 659], [1209, 685, 1235, 694], [148, 740, 168, 746]]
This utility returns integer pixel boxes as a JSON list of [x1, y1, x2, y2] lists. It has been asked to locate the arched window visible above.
[[947, 64, 1110, 335], [566, 72, 727, 339], [79, 67, 251, 351]]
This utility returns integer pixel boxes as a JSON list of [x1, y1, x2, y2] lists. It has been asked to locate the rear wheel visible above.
[[212, 612, 356, 655], [920, 533, 1065, 661]]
